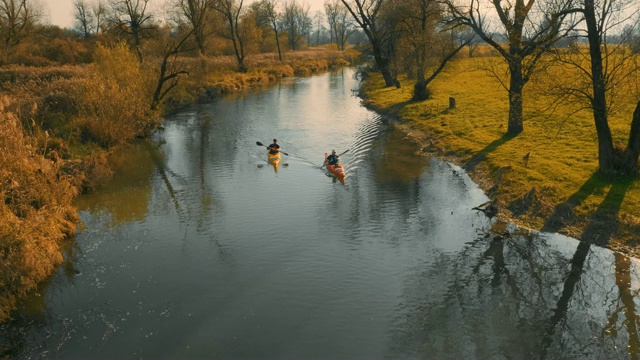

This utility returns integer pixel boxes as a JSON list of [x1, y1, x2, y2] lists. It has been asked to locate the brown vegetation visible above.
[[0, 98, 78, 322], [0, 0, 363, 326], [0, 43, 360, 322], [163, 47, 359, 108], [75, 42, 159, 147]]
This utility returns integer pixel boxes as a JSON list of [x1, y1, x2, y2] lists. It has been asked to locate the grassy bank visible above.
[[360, 56, 640, 255], [0, 46, 360, 322]]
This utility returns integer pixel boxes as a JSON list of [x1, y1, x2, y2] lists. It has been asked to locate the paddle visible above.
[[320, 149, 349, 169], [256, 141, 288, 156]]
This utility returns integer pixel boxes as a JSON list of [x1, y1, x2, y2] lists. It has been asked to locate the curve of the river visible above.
[[2, 68, 639, 359]]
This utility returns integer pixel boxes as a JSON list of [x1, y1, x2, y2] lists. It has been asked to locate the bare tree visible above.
[[460, 26, 480, 57], [173, 0, 212, 55], [580, 0, 640, 175], [211, 0, 249, 72], [395, 0, 473, 100], [257, 0, 283, 61], [108, 0, 155, 62], [301, 5, 313, 46], [325, 0, 354, 50], [549, 0, 640, 175], [151, 29, 195, 110], [0, 0, 42, 61], [341, 0, 399, 87], [445, 0, 578, 135], [325, 0, 338, 44], [336, 5, 355, 50], [312, 10, 325, 46], [282, 0, 310, 50], [74, 0, 93, 38], [93, 0, 107, 34]]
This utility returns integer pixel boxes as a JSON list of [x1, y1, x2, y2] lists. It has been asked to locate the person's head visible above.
[[273, 139, 277, 143], [331, 150, 336, 155]]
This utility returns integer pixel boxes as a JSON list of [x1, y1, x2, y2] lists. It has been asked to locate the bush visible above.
[[74, 41, 158, 148], [0, 100, 78, 322]]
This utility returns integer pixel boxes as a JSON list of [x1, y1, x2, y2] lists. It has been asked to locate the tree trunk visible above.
[[229, 21, 246, 72], [290, 28, 297, 50], [133, 30, 144, 63], [194, 30, 205, 55], [274, 27, 282, 62], [371, 44, 395, 87], [413, 68, 429, 100], [507, 61, 524, 135], [585, 0, 615, 175], [622, 101, 640, 175]]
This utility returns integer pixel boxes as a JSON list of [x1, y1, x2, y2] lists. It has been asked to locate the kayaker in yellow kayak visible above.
[[267, 139, 281, 154]]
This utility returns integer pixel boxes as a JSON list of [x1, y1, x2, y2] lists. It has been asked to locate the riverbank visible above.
[[359, 58, 640, 257], [0, 47, 361, 323]]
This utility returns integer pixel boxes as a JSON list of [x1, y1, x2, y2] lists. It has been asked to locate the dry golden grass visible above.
[[362, 55, 640, 254], [0, 65, 87, 87], [75, 42, 159, 148], [0, 46, 361, 322], [0, 99, 79, 322]]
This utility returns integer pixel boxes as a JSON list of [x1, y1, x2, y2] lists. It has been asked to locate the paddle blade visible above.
[[256, 141, 264, 147]]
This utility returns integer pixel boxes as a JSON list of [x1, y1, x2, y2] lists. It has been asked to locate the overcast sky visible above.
[[45, 0, 329, 29]]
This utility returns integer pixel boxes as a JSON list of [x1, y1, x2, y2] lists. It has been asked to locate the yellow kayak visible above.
[[268, 151, 281, 172]]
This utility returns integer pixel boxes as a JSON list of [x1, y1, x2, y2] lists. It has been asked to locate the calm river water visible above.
[[2, 68, 640, 359]]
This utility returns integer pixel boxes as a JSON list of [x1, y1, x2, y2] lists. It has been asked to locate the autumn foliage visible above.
[[0, 99, 79, 322], [75, 42, 159, 147], [0, 0, 364, 323]]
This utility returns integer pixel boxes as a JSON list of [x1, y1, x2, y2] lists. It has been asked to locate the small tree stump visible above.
[[449, 97, 456, 109]]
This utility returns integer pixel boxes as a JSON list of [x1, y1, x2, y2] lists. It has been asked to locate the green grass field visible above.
[[361, 55, 640, 254]]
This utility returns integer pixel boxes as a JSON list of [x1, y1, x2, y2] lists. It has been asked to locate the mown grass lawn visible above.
[[360, 55, 640, 255]]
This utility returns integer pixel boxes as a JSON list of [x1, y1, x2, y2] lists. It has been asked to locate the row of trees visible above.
[[68, 0, 367, 65], [0, 0, 366, 67], [338, 0, 639, 176], [3, 0, 638, 176]]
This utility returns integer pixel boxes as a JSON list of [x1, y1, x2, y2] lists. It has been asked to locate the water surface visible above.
[[2, 68, 640, 359]]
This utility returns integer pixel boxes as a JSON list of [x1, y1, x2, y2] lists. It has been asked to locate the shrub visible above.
[[74, 41, 158, 148], [0, 100, 78, 322]]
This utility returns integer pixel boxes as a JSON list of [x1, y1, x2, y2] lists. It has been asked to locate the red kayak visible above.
[[324, 153, 346, 180]]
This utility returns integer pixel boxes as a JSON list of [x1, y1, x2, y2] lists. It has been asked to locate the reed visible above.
[[0, 101, 79, 322]]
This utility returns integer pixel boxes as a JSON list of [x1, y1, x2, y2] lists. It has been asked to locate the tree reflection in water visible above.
[[390, 222, 640, 359]]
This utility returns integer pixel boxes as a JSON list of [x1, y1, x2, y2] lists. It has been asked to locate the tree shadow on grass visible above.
[[580, 177, 632, 246], [463, 133, 515, 172], [386, 100, 413, 119], [541, 172, 632, 247]]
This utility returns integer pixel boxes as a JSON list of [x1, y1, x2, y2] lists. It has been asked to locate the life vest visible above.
[[268, 144, 280, 154]]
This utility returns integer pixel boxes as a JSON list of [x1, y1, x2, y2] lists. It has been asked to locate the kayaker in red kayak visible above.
[[267, 139, 280, 154], [325, 149, 340, 166]]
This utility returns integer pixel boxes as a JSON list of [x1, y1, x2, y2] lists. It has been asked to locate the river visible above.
[[2, 68, 640, 359]]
